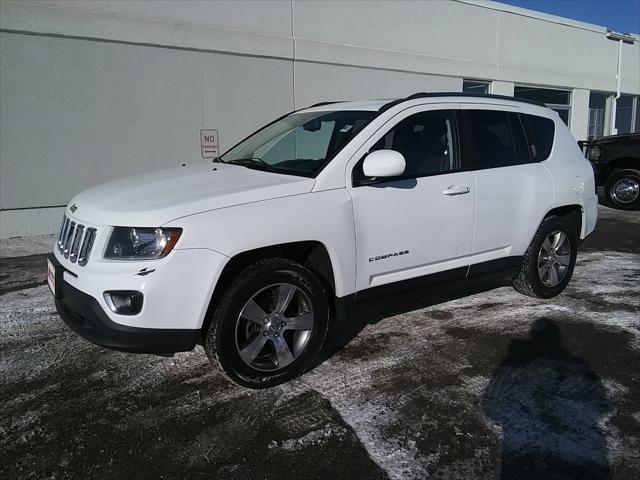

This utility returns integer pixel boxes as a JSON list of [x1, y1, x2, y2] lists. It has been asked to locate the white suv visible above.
[[48, 93, 598, 388]]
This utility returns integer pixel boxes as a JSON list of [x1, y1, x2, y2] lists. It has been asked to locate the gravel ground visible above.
[[1, 205, 639, 480]]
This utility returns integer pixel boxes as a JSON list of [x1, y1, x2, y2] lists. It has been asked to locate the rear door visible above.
[[462, 105, 553, 267]]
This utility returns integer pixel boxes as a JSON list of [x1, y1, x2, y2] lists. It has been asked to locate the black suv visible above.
[[581, 133, 640, 210]]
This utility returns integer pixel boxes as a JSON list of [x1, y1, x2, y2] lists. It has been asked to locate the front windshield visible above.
[[220, 110, 376, 177]]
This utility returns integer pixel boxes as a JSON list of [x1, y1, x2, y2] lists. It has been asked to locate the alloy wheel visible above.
[[235, 283, 314, 372], [537, 230, 571, 287]]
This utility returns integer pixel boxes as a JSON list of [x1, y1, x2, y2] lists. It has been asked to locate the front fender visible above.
[[166, 190, 356, 297]]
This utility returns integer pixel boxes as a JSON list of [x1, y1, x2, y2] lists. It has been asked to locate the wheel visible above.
[[205, 258, 329, 388], [513, 215, 578, 299], [605, 168, 640, 210]]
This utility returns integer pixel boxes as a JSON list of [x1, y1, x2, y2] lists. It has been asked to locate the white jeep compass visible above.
[[48, 92, 598, 388]]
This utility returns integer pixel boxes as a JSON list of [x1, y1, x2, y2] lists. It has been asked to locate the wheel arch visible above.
[[600, 157, 640, 184], [201, 241, 337, 335], [538, 204, 583, 239]]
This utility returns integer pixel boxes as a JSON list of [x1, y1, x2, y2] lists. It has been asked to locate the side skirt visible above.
[[335, 256, 523, 322]]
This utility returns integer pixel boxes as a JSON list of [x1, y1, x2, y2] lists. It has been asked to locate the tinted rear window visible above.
[[526, 115, 555, 161], [467, 110, 521, 169]]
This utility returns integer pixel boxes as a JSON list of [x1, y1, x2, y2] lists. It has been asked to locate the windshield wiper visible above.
[[225, 157, 277, 173]]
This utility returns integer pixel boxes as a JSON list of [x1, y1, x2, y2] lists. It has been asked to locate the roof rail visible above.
[[307, 100, 344, 108], [378, 92, 547, 113]]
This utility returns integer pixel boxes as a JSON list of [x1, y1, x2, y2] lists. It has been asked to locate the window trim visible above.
[[351, 109, 463, 187]]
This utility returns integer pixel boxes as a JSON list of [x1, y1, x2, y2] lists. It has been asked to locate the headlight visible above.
[[105, 227, 182, 260], [588, 145, 601, 161]]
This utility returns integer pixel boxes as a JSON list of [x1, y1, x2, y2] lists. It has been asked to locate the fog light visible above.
[[103, 291, 143, 315]]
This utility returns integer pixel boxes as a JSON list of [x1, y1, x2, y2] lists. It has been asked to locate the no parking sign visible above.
[[200, 129, 219, 158]]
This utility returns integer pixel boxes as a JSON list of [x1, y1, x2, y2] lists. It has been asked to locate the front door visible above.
[[348, 105, 476, 292]]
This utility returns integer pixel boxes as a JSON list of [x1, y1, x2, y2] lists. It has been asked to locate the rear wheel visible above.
[[605, 168, 640, 210], [513, 215, 578, 299], [205, 258, 329, 388]]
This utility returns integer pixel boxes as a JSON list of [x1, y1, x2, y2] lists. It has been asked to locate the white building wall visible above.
[[0, 31, 296, 237], [1, 0, 639, 238]]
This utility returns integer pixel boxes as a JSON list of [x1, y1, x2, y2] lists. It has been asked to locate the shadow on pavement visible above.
[[319, 276, 509, 362], [482, 318, 611, 480]]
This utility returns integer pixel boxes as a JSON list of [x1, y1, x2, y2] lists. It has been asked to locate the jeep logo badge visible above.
[[69, 204, 78, 213]]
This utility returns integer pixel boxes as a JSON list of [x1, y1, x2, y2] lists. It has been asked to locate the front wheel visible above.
[[205, 258, 329, 388], [605, 168, 640, 210], [513, 215, 578, 299]]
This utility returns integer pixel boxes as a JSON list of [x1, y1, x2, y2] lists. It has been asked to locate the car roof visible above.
[[301, 92, 548, 113]]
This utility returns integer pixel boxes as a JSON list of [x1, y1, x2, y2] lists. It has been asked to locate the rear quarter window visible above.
[[526, 115, 555, 161]]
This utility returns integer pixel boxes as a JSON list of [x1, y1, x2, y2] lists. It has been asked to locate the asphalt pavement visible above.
[[1, 205, 639, 480]]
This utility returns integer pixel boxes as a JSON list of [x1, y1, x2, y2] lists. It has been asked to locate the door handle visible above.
[[442, 185, 471, 196]]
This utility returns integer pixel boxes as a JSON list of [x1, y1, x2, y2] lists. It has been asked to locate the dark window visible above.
[[510, 114, 532, 164], [588, 92, 609, 140], [515, 86, 571, 126], [554, 109, 570, 126], [463, 80, 490, 94], [615, 95, 634, 134], [466, 110, 523, 169], [368, 110, 459, 178], [525, 114, 555, 161], [514, 86, 570, 105]]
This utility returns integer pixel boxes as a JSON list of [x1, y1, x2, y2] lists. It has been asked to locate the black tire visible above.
[[605, 168, 640, 210], [205, 258, 329, 388], [513, 215, 578, 299]]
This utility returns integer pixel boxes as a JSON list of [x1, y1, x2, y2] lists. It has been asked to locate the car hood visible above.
[[69, 163, 315, 226], [592, 133, 640, 145]]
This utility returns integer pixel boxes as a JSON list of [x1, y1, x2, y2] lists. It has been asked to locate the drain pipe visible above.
[[606, 31, 635, 135]]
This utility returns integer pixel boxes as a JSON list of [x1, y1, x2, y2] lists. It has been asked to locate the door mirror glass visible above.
[[363, 150, 406, 178]]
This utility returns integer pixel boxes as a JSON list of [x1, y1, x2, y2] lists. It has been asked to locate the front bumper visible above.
[[49, 253, 201, 354]]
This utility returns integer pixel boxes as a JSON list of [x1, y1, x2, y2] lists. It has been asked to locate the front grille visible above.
[[57, 215, 97, 267]]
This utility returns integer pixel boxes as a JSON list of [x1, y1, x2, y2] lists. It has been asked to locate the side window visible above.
[[510, 113, 533, 164], [369, 110, 459, 178], [467, 109, 533, 169], [525, 114, 555, 161]]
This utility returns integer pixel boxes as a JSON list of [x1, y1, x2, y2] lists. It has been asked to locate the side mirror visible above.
[[363, 150, 406, 178]]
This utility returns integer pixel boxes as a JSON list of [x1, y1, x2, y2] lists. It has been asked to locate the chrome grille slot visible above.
[[55, 214, 97, 267], [58, 217, 70, 253], [63, 222, 76, 258], [78, 228, 96, 266], [69, 225, 84, 263], [56, 215, 67, 250]]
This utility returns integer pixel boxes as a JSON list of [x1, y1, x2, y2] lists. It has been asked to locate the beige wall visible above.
[[1, 0, 638, 237], [3, 0, 638, 93]]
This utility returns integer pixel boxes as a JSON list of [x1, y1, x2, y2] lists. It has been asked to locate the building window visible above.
[[615, 95, 639, 135], [463, 80, 490, 94], [588, 92, 610, 140], [514, 86, 571, 126]]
